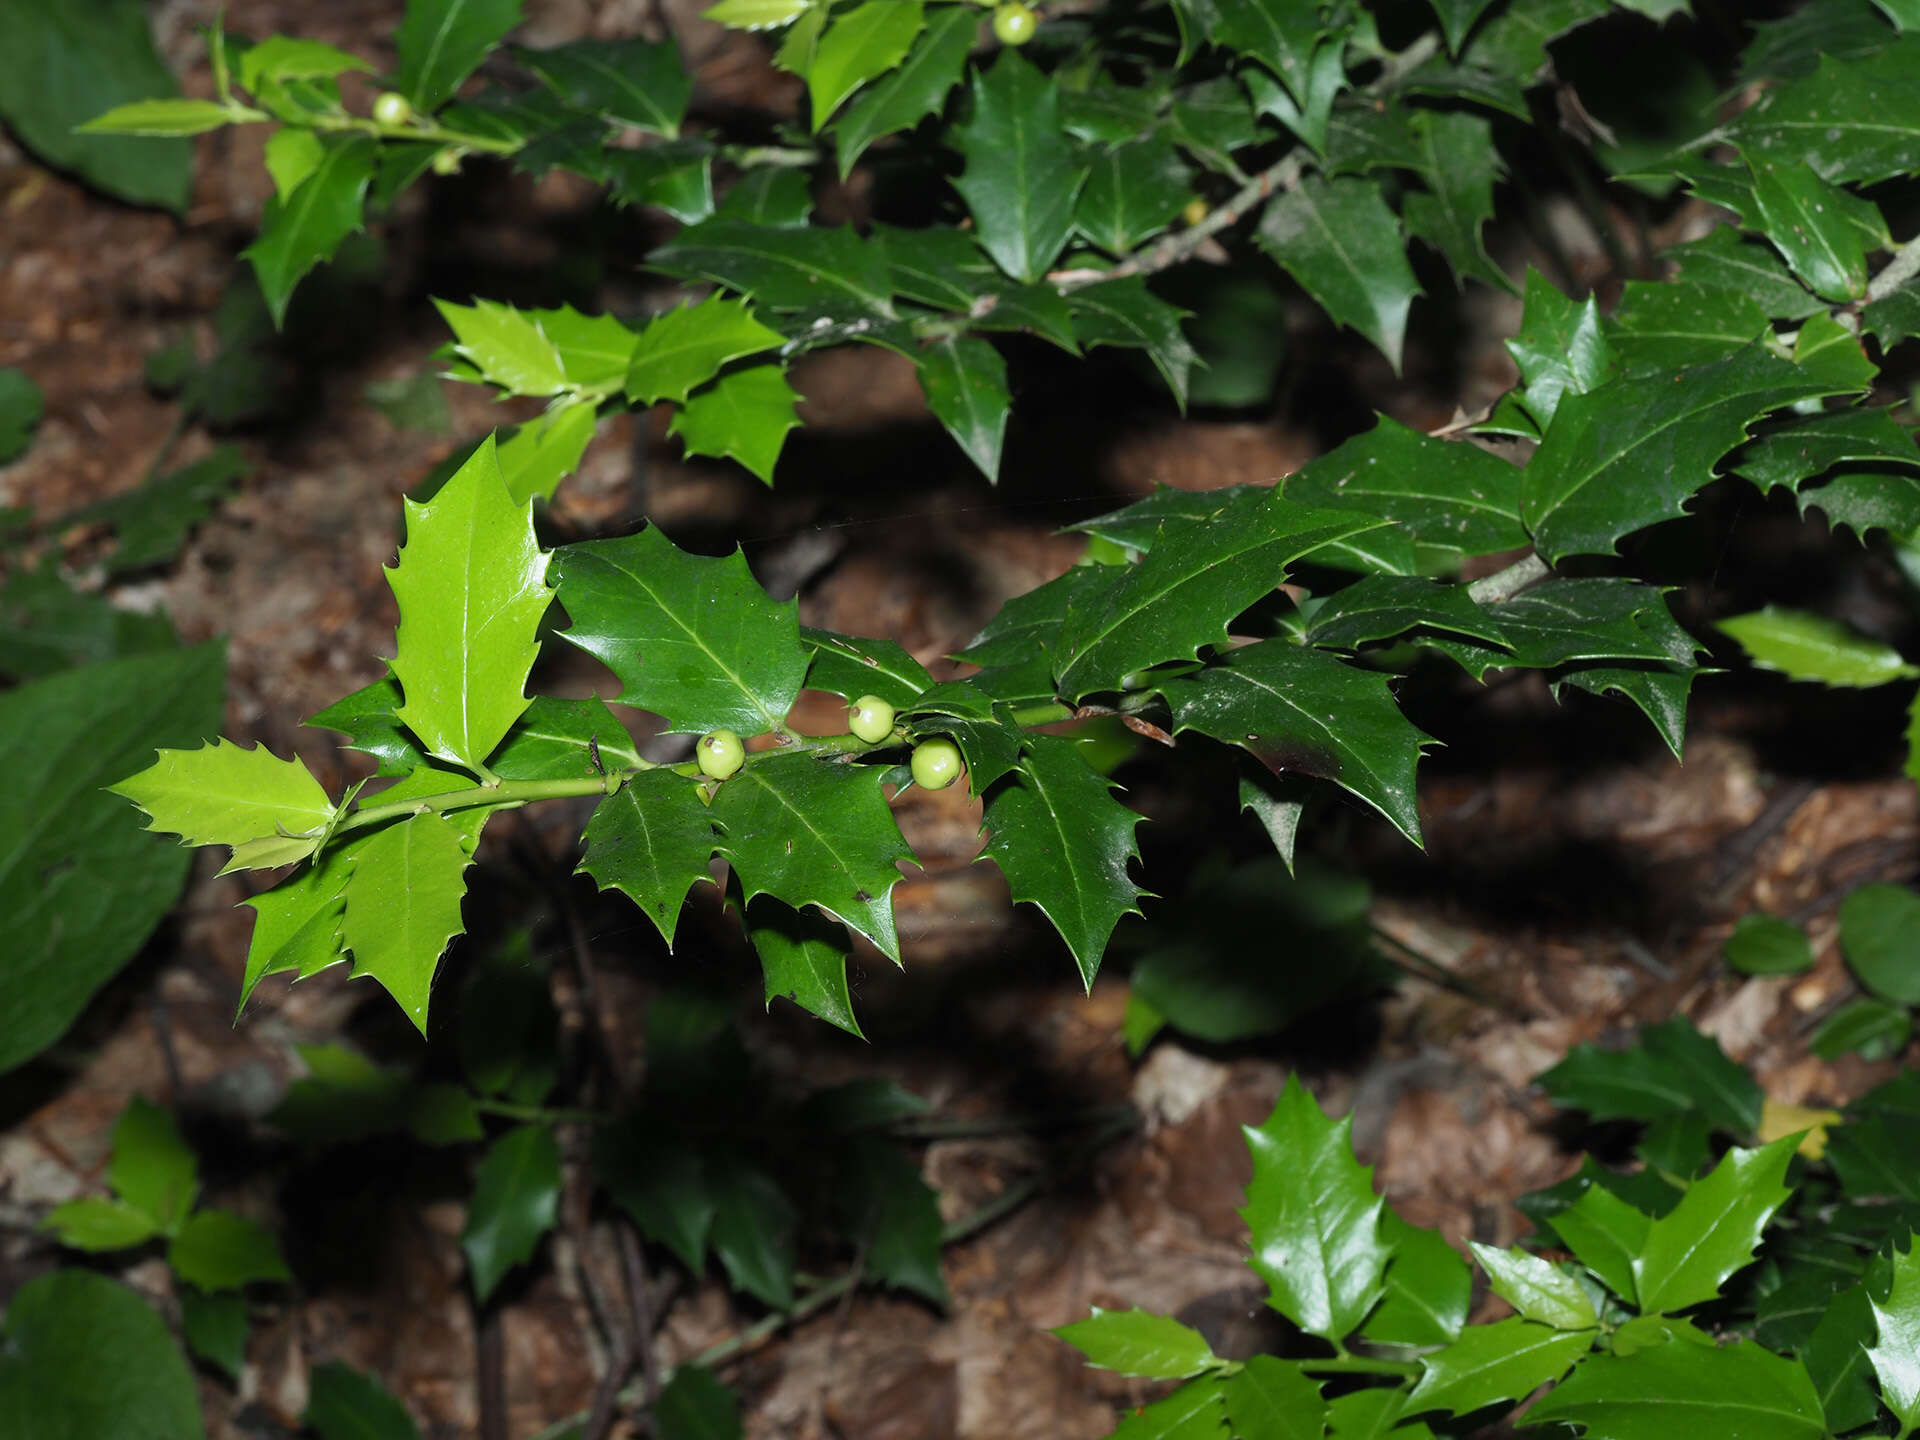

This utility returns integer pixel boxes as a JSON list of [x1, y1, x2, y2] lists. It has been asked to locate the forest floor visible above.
[[3, 2, 1917, 1438]]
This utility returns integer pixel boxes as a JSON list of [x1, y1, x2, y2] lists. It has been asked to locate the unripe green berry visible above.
[[372, 91, 414, 126], [848, 694, 896, 744], [697, 729, 745, 780], [992, 2, 1038, 45], [431, 148, 463, 175], [910, 737, 964, 791]]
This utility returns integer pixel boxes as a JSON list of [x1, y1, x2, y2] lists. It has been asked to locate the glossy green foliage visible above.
[[305, 1361, 423, 1440], [462, 1123, 562, 1303]]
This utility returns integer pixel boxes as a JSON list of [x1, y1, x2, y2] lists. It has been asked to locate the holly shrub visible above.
[[4, 0, 1920, 1433]]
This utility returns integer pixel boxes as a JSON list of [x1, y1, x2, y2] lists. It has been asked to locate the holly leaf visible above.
[[396, 0, 522, 112], [801, 627, 932, 707], [833, 4, 977, 178], [243, 134, 378, 327], [1222, 1356, 1325, 1440], [437, 299, 637, 398], [1077, 134, 1194, 256], [517, 36, 689, 136], [1732, 406, 1920, 500], [1504, 268, 1613, 430], [981, 735, 1145, 985], [747, 895, 863, 1036], [950, 51, 1088, 283], [461, 1124, 561, 1304], [309, 678, 421, 777], [112, 738, 333, 849], [1213, 0, 1330, 106], [1164, 639, 1433, 847], [669, 363, 802, 484], [389, 435, 550, 773], [655, 1366, 741, 1440], [1053, 1307, 1221, 1379], [1241, 1074, 1390, 1342], [1363, 1214, 1471, 1346], [238, 840, 357, 1007], [807, 0, 921, 130], [1283, 416, 1527, 555], [1470, 1243, 1598, 1330], [650, 217, 894, 318], [1744, 155, 1873, 302], [1109, 1376, 1228, 1439], [579, 770, 717, 947], [1606, 280, 1770, 376], [490, 695, 641, 781], [707, 1154, 797, 1310], [1723, 40, 1920, 185], [1305, 576, 1512, 651], [341, 811, 474, 1033], [832, 1135, 948, 1305], [712, 754, 913, 961], [1523, 346, 1852, 562], [1068, 278, 1199, 408], [1407, 1317, 1594, 1416], [1053, 488, 1387, 697], [626, 296, 784, 406], [554, 525, 807, 734], [1403, 109, 1510, 293], [1718, 607, 1919, 688], [915, 334, 1009, 482], [1257, 175, 1422, 374], [1634, 1138, 1795, 1315], [1526, 1338, 1825, 1440], [1868, 1239, 1920, 1432]]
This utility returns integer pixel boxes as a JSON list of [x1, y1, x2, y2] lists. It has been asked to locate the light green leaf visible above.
[[1718, 607, 1919, 688], [42, 1198, 161, 1252], [243, 134, 378, 327], [238, 36, 373, 94], [341, 811, 474, 1032], [1257, 174, 1422, 374], [1470, 1243, 1598, 1330], [1524, 347, 1853, 562], [1222, 1355, 1325, 1440], [263, 127, 325, 200], [462, 1124, 562, 1303], [167, 1208, 293, 1292], [1838, 883, 1920, 1005], [981, 734, 1145, 986], [579, 770, 716, 947], [437, 298, 638, 399], [496, 401, 597, 505], [554, 524, 807, 734], [1053, 1307, 1222, 1380], [389, 435, 550, 772], [112, 737, 332, 848], [1241, 1074, 1389, 1341], [668, 363, 802, 484], [395, 0, 523, 112], [807, 0, 921, 130], [238, 838, 358, 1008], [1724, 912, 1814, 976], [78, 98, 242, 136], [305, 1361, 423, 1440], [833, 4, 977, 178], [712, 753, 913, 961], [1867, 1238, 1920, 1431], [1109, 1375, 1228, 1439], [1364, 1214, 1471, 1346], [1634, 1138, 1795, 1315], [110, 1092, 199, 1235], [626, 297, 785, 406], [704, 0, 811, 28], [950, 51, 1089, 283], [916, 334, 1009, 482], [747, 895, 863, 1037], [1526, 1338, 1826, 1440], [1552, 1181, 1650, 1302], [0, 1271, 202, 1440], [1407, 1316, 1594, 1416]]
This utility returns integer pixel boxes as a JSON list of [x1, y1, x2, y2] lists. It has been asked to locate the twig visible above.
[[622, 1223, 665, 1419], [1868, 232, 1920, 303], [1466, 552, 1551, 604], [477, 1302, 508, 1440]]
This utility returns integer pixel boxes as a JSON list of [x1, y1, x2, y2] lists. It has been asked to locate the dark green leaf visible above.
[[0, 366, 44, 462], [1524, 346, 1851, 562], [1054, 1307, 1221, 1379], [1164, 640, 1433, 847], [490, 696, 641, 782], [1053, 488, 1387, 696], [1363, 1213, 1471, 1346], [5, 642, 224, 1072], [305, 1360, 422, 1440], [1068, 278, 1199, 407], [1505, 268, 1613, 430], [651, 218, 894, 318], [596, 1121, 713, 1272], [1725, 913, 1816, 976], [0, 1271, 201, 1439], [955, 565, 1109, 667], [981, 734, 1145, 985], [1212, 0, 1330, 107], [1815, 997, 1914, 1061], [396, 0, 522, 112], [1169, 75, 1260, 156], [67, 445, 248, 575], [0, 559, 175, 682], [1744, 155, 1873, 301], [916, 335, 1009, 481], [801, 628, 932, 707], [1284, 416, 1527, 555], [747, 895, 863, 1037], [833, 4, 977, 177], [834, 1135, 949, 1304], [1606, 280, 1770, 376], [554, 525, 809, 734], [308, 677, 421, 777], [1306, 576, 1511, 651], [601, 142, 715, 222], [459, 942, 557, 1104], [1256, 175, 1422, 373], [1222, 1355, 1325, 1440], [1804, 1283, 1882, 1434], [517, 36, 688, 135], [243, 134, 378, 327], [807, 0, 922, 131], [655, 1365, 743, 1440], [1527, 1338, 1826, 1440], [580, 771, 717, 947], [1840, 883, 1920, 1003], [1242, 39, 1345, 153], [1403, 109, 1510, 292], [713, 753, 913, 961], [1553, 1181, 1651, 1301], [1732, 406, 1920, 501], [179, 1290, 248, 1382], [707, 1153, 797, 1309], [167, 1209, 292, 1292], [1077, 135, 1194, 256], [1406, 1317, 1593, 1416], [1426, 0, 1502, 52], [1828, 1114, 1920, 1196], [950, 51, 1089, 283], [0, 0, 194, 211], [1864, 279, 1920, 349], [714, 167, 811, 227], [461, 1124, 561, 1304], [1635, 1139, 1795, 1314], [1241, 1074, 1390, 1341], [1062, 80, 1167, 144], [1665, 227, 1823, 321], [1639, 1015, 1765, 1135], [1724, 39, 1920, 184]]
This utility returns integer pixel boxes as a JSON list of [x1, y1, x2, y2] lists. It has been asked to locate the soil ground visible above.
[[3, 3, 1917, 1438]]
